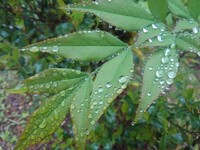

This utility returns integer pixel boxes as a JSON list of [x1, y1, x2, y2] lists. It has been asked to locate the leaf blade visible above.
[[188, 0, 200, 20], [88, 49, 134, 131], [64, 0, 155, 31], [148, 0, 168, 22], [22, 31, 127, 61], [134, 48, 179, 122]]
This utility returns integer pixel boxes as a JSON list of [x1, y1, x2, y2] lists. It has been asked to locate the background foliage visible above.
[[0, 0, 199, 149]]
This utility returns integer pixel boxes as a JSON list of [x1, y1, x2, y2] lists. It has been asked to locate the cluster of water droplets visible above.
[[147, 45, 179, 96]]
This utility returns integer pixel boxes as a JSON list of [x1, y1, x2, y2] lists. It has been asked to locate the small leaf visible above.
[[174, 19, 199, 32], [70, 77, 92, 150], [88, 49, 134, 131], [188, 0, 200, 20], [168, 0, 191, 19], [148, 0, 168, 22], [9, 68, 87, 94], [22, 31, 127, 61], [175, 32, 200, 54], [64, 0, 155, 31], [14, 77, 87, 150], [134, 48, 179, 122]]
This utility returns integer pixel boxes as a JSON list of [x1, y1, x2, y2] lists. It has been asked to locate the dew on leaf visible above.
[[70, 104, 76, 110], [166, 78, 173, 85], [60, 91, 65, 97], [118, 75, 127, 83], [156, 70, 164, 78], [161, 57, 169, 64], [192, 27, 198, 34], [98, 86, 104, 93], [152, 24, 158, 29], [148, 66, 153, 71], [149, 39, 153, 43], [52, 46, 59, 52], [30, 46, 39, 52], [90, 120, 95, 125], [39, 119, 47, 129], [106, 82, 112, 88], [142, 28, 148, 33], [164, 48, 171, 56], [147, 92, 151, 97], [157, 35, 163, 42], [168, 71, 177, 79]]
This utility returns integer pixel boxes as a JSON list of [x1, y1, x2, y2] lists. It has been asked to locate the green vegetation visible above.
[[1, 0, 199, 149]]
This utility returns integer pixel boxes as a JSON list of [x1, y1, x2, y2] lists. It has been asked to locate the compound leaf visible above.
[[88, 49, 134, 131], [134, 48, 179, 122], [70, 78, 92, 150], [9, 68, 87, 94], [14, 75, 90, 150], [148, 0, 168, 22], [64, 0, 154, 31], [168, 0, 191, 19], [188, 0, 200, 20], [21, 31, 127, 61]]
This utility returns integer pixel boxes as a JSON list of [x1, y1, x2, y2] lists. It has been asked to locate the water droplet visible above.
[[161, 57, 169, 64], [142, 28, 148, 33], [166, 78, 173, 85], [99, 101, 103, 105], [152, 24, 158, 29], [90, 120, 95, 125], [147, 92, 151, 97], [52, 82, 58, 87], [118, 76, 126, 83], [106, 82, 112, 88], [30, 46, 39, 52], [197, 51, 200, 56], [192, 27, 198, 34], [60, 91, 65, 97], [164, 48, 171, 56], [148, 66, 153, 71], [149, 39, 153, 43], [70, 104, 75, 110], [157, 35, 163, 42], [160, 80, 165, 85], [52, 46, 59, 52], [156, 70, 164, 78], [131, 122, 135, 126], [39, 119, 47, 129], [168, 71, 176, 79], [98, 86, 104, 93]]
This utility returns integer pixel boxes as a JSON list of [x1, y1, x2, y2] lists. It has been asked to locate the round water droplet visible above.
[[99, 101, 103, 105], [168, 71, 176, 79], [90, 120, 95, 125], [39, 119, 47, 129], [156, 70, 164, 78], [157, 35, 163, 42], [52, 82, 58, 87], [197, 51, 200, 56], [52, 46, 59, 52], [152, 24, 158, 29], [118, 76, 126, 83], [98, 87, 104, 93], [164, 48, 171, 56], [70, 104, 76, 110], [148, 66, 153, 71], [30, 46, 39, 52], [166, 78, 173, 85], [131, 121, 135, 126], [106, 82, 112, 88], [147, 92, 151, 97], [149, 39, 153, 43], [160, 80, 165, 85], [161, 57, 169, 64], [192, 27, 198, 34], [60, 91, 65, 97], [142, 28, 148, 33]]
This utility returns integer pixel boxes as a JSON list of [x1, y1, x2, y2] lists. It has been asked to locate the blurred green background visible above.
[[0, 0, 199, 149]]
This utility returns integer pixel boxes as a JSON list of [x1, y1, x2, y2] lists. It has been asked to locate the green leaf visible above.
[[21, 31, 127, 61], [168, 0, 191, 19], [64, 0, 155, 31], [136, 23, 174, 48], [148, 0, 168, 22], [70, 78, 92, 150], [9, 68, 87, 94], [14, 76, 89, 150], [174, 19, 199, 32], [134, 48, 179, 122], [88, 49, 134, 131], [188, 0, 200, 20], [175, 32, 200, 54]]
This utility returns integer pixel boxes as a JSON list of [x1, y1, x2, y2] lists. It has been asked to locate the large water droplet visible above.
[[52, 46, 59, 52], [98, 86, 104, 93], [192, 27, 198, 34], [147, 92, 151, 97], [118, 76, 126, 83], [148, 66, 153, 71], [161, 57, 169, 64], [142, 28, 148, 33], [168, 71, 176, 79], [164, 48, 171, 56], [30, 46, 39, 52], [152, 24, 158, 29], [166, 78, 173, 85], [157, 35, 163, 42], [39, 119, 47, 128], [106, 82, 112, 88], [156, 70, 164, 78]]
